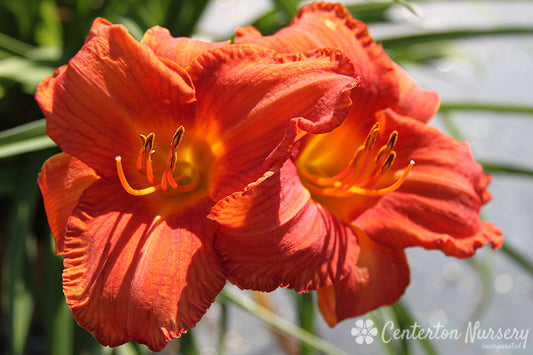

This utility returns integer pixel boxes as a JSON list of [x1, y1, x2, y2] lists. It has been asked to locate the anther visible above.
[[381, 152, 396, 172], [363, 122, 380, 150], [137, 132, 155, 171], [171, 126, 185, 150]]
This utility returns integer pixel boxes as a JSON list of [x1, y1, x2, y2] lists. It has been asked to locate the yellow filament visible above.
[[323, 160, 415, 197], [115, 156, 159, 196]]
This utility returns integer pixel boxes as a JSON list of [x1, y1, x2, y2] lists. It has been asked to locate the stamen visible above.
[[165, 163, 201, 193], [146, 150, 156, 185], [348, 145, 366, 167], [344, 160, 414, 196], [116, 126, 199, 196], [115, 156, 159, 196], [322, 160, 414, 197], [300, 125, 414, 198]]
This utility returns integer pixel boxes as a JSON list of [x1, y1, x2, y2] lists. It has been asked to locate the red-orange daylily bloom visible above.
[[36, 18, 360, 350], [209, 2, 504, 326]]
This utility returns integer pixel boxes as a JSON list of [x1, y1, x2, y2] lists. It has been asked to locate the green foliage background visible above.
[[1, 0, 532, 354]]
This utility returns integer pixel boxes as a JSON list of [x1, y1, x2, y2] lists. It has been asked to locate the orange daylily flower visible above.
[[36, 18, 360, 350], [211, 2, 504, 326]]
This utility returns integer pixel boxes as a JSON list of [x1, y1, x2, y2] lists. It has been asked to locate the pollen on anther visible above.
[[171, 126, 185, 150]]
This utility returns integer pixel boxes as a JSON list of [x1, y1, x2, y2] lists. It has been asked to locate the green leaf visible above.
[[217, 288, 346, 355], [0, 118, 46, 144], [393, 0, 419, 17], [440, 102, 533, 116], [0, 135, 56, 158], [43, 233, 74, 355], [272, 0, 300, 19], [0, 32, 33, 56], [0, 119, 56, 158], [480, 162, 533, 177], [0, 166, 16, 196], [465, 252, 495, 323], [35, 0, 63, 47], [250, 9, 288, 36], [378, 28, 533, 49], [178, 330, 199, 355], [392, 302, 438, 355], [0, 56, 55, 93], [347, 2, 394, 23], [370, 310, 397, 355], [165, 0, 211, 37], [3, 150, 50, 355], [501, 242, 533, 276], [217, 301, 228, 355]]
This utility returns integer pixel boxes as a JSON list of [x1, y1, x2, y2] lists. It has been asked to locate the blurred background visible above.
[[0, 0, 532, 354]]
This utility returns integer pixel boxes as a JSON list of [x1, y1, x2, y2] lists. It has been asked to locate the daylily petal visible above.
[[38, 153, 100, 254], [349, 110, 503, 257], [235, 2, 439, 122], [63, 180, 225, 351], [210, 160, 359, 292], [142, 26, 229, 67], [187, 45, 357, 199], [391, 63, 441, 122], [317, 229, 409, 326], [35, 18, 197, 179]]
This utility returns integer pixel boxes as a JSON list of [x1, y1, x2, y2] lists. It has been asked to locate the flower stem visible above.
[[218, 288, 346, 355]]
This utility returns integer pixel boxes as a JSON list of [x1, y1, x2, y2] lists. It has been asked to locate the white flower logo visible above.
[[351, 319, 378, 344]]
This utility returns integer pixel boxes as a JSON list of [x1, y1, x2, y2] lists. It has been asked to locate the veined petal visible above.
[[210, 160, 359, 293], [235, 2, 439, 122], [350, 110, 503, 257], [35, 18, 197, 179], [142, 26, 229, 67], [38, 153, 100, 254], [317, 229, 409, 327], [63, 180, 225, 351], [187, 45, 357, 199]]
